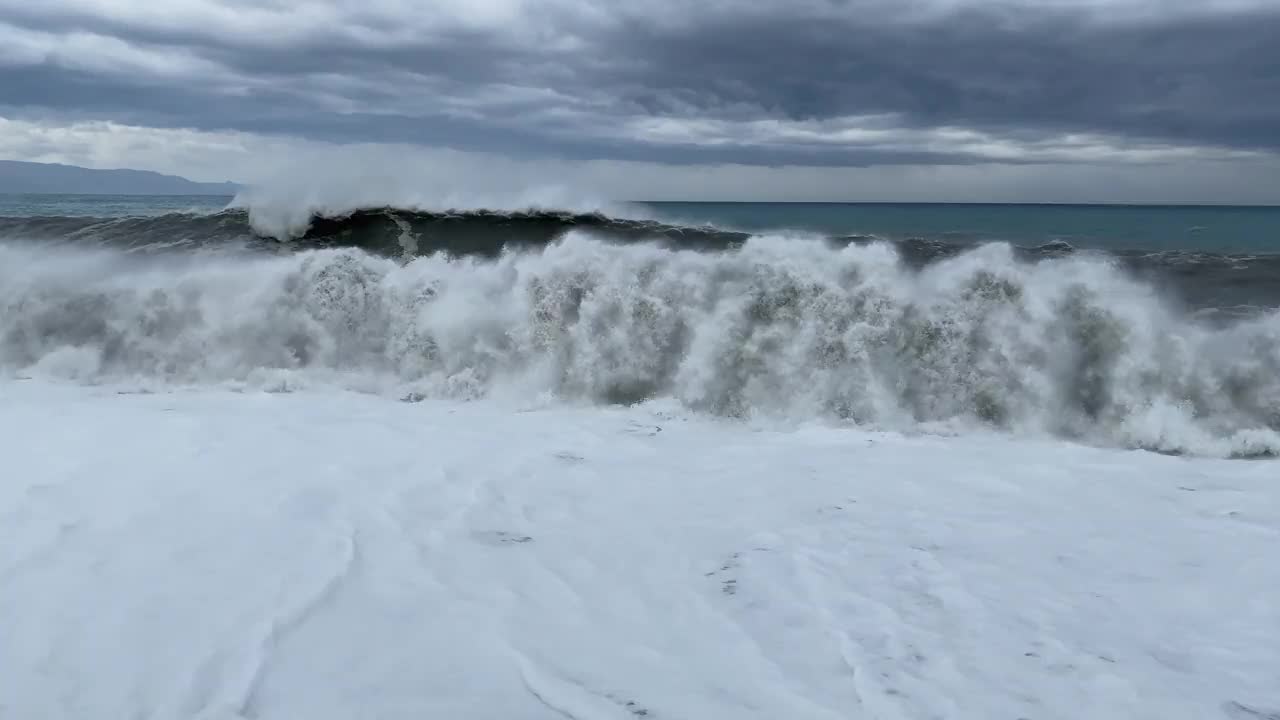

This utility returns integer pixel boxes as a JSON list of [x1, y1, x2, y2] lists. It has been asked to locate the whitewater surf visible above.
[[2, 202, 1279, 456], [2, 196, 1278, 720]]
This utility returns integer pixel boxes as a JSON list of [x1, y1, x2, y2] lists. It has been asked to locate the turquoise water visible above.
[[2, 194, 1278, 254], [641, 202, 1280, 254]]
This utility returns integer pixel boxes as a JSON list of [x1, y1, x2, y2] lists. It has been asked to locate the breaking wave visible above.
[[0, 206, 745, 255], [2, 228, 1278, 458], [4, 205, 1280, 315]]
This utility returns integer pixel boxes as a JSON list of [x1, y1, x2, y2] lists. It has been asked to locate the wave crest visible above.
[[2, 233, 1277, 457], [5, 205, 1279, 318], [0, 206, 748, 254]]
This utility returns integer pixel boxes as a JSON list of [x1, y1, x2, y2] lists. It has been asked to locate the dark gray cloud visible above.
[[1, 0, 1277, 166], [616, 8, 1280, 141]]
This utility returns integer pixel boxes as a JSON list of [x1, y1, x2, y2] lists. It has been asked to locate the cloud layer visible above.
[[6, 116, 1279, 206], [2, 0, 1277, 170]]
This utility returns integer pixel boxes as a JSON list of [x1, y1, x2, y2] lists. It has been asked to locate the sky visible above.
[[1, 0, 1278, 203]]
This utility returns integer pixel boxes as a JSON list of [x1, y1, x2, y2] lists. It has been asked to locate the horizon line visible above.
[[2, 192, 1279, 209]]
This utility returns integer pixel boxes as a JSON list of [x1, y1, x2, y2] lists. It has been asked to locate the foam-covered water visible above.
[[5, 381, 1277, 720], [3, 228, 1277, 457]]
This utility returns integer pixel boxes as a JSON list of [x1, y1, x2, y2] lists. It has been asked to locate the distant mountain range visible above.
[[0, 160, 238, 195]]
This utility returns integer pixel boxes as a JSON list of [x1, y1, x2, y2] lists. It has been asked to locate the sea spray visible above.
[[2, 232, 1277, 457]]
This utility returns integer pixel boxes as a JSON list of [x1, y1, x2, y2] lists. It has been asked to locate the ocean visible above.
[[2, 193, 1278, 719]]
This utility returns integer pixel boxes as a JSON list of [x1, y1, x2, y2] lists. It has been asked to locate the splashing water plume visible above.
[[2, 228, 1277, 457]]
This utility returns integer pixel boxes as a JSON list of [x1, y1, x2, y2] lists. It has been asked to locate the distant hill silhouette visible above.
[[0, 160, 238, 195]]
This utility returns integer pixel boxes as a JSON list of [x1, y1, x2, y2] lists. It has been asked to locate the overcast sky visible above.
[[1, 0, 1278, 202]]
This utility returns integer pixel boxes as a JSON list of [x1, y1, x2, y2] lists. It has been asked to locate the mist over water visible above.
[[2, 217, 1278, 457]]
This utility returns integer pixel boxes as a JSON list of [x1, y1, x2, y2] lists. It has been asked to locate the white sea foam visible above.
[[1, 380, 1277, 719], [1, 233, 1278, 456]]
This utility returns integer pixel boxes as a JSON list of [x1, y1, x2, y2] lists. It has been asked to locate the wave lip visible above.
[[2, 232, 1278, 458], [0, 206, 752, 255]]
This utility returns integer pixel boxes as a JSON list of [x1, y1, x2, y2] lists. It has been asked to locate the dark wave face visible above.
[[2, 206, 1278, 316], [0, 208, 751, 255], [2, 204, 1279, 457]]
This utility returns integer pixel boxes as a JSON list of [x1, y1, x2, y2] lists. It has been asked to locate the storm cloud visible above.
[[1, 0, 1277, 169]]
